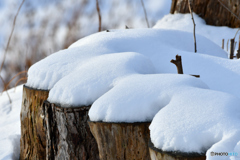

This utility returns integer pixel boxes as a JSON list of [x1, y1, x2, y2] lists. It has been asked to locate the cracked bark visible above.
[[20, 85, 99, 160], [88, 121, 151, 160], [44, 101, 99, 160], [20, 85, 49, 160]]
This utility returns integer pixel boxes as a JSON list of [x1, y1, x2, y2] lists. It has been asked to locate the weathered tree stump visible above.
[[44, 101, 99, 160], [88, 121, 151, 160], [148, 141, 206, 160], [170, 0, 240, 28], [20, 85, 49, 160]]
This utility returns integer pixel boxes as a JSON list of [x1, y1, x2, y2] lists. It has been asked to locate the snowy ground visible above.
[[0, 12, 240, 160], [0, 85, 22, 160]]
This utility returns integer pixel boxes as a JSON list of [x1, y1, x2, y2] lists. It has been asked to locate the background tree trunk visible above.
[[44, 101, 99, 160], [20, 85, 49, 160], [170, 0, 240, 28]]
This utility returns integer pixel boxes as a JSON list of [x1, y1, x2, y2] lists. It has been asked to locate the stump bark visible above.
[[170, 0, 240, 28], [88, 121, 151, 160], [149, 141, 206, 160], [44, 101, 99, 160], [20, 85, 49, 160]]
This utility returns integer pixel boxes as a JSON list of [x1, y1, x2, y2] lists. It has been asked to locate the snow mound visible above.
[[153, 13, 239, 54], [26, 46, 113, 90], [150, 88, 240, 160], [89, 74, 208, 122], [69, 29, 227, 59], [26, 28, 230, 106], [48, 52, 155, 106]]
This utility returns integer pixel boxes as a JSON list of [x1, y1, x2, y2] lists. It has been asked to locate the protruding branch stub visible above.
[[170, 55, 183, 74], [170, 55, 200, 78]]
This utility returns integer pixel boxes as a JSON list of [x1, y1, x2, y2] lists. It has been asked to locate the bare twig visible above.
[[170, 55, 183, 74], [141, 0, 150, 28], [96, 0, 101, 32], [15, 77, 27, 89], [227, 39, 229, 51], [230, 39, 235, 59], [218, 0, 240, 21], [2, 70, 27, 92], [234, 28, 240, 39], [0, 0, 25, 75], [188, 0, 197, 53], [222, 39, 224, 49], [0, 76, 12, 104], [237, 35, 240, 59], [239, 35, 240, 50]]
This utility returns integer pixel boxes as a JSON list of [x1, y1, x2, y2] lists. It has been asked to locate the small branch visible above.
[[234, 29, 240, 40], [190, 74, 200, 78], [230, 39, 235, 59], [14, 77, 27, 92], [141, 0, 150, 28], [0, 76, 12, 104], [0, 0, 25, 75], [96, 0, 101, 32], [222, 39, 224, 49], [227, 39, 229, 51], [239, 35, 240, 50], [170, 55, 183, 74], [188, 0, 197, 53], [218, 0, 240, 21], [237, 35, 240, 59], [2, 70, 27, 92], [234, 42, 237, 50]]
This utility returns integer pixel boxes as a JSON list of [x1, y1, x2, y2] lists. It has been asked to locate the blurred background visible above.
[[0, 0, 171, 91]]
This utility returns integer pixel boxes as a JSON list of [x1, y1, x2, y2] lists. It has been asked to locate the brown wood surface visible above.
[[89, 121, 151, 160], [170, 0, 240, 28], [20, 85, 49, 160], [44, 102, 99, 160]]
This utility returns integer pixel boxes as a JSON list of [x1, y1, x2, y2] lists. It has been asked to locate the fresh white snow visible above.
[[0, 85, 22, 160], [27, 28, 228, 106], [48, 52, 155, 106], [89, 74, 209, 122], [150, 87, 240, 160]]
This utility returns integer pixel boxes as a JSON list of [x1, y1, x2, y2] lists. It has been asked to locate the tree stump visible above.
[[148, 141, 206, 160], [20, 85, 49, 160], [170, 0, 240, 28], [88, 121, 151, 160], [44, 101, 99, 160]]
